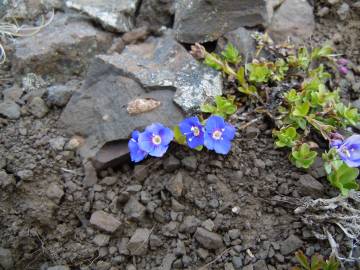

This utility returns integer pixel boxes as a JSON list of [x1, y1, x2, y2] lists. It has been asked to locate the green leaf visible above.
[[295, 251, 310, 270], [298, 47, 311, 70], [236, 66, 247, 87], [247, 63, 271, 83], [293, 102, 310, 117], [291, 143, 317, 169], [310, 254, 324, 270], [221, 43, 241, 64], [285, 89, 301, 103], [274, 127, 298, 148], [194, 145, 203, 151], [327, 162, 359, 196], [173, 126, 186, 145], [311, 44, 333, 60], [204, 53, 223, 70], [238, 85, 258, 96], [200, 103, 216, 114], [323, 256, 340, 270]]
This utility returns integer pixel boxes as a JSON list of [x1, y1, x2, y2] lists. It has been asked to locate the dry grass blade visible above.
[[0, 10, 54, 64]]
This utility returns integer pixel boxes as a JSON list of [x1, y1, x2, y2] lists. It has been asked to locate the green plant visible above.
[[193, 38, 360, 195], [201, 95, 237, 118], [292, 250, 340, 270], [291, 143, 317, 169]]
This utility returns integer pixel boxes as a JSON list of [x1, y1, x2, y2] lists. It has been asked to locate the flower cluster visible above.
[[330, 134, 360, 167], [129, 115, 235, 163]]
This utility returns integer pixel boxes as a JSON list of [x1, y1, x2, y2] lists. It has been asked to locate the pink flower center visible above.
[[152, 135, 162, 145], [212, 130, 222, 140], [191, 126, 200, 136]]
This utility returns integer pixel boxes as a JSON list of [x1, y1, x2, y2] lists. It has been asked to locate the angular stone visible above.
[[47, 82, 77, 107], [66, 0, 140, 32], [268, 0, 315, 43], [47, 266, 70, 270], [174, 0, 269, 43], [194, 227, 224, 250], [12, 13, 112, 82], [0, 171, 15, 189], [136, 0, 174, 29], [90, 210, 121, 233], [27, 97, 49, 118], [298, 174, 324, 197], [123, 197, 146, 222], [217, 27, 258, 60], [127, 228, 151, 255], [165, 171, 183, 198], [83, 161, 98, 187], [280, 234, 303, 255], [0, 101, 21, 119], [0, 247, 13, 270], [46, 182, 65, 203], [93, 234, 110, 247], [179, 215, 201, 234], [3, 85, 24, 102]]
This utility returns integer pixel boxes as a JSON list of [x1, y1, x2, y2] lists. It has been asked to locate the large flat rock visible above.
[[66, 0, 140, 32], [12, 13, 112, 82], [174, 0, 269, 43]]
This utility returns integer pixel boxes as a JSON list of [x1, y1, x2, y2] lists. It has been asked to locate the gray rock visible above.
[[268, 0, 315, 43], [90, 210, 121, 233], [60, 33, 221, 161], [47, 83, 76, 107], [16, 169, 34, 181], [0, 247, 13, 270], [175, 240, 186, 256], [201, 219, 215, 232], [228, 229, 241, 240], [0, 101, 21, 119], [160, 253, 176, 270], [47, 266, 70, 270], [83, 161, 98, 187], [0, 171, 15, 189], [232, 256, 243, 269], [194, 227, 224, 250], [3, 85, 24, 102], [49, 137, 66, 151], [90, 140, 129, 170], [298, 174, 324, 197], [165, 171, 184, 198], [66, 0, 140, 32], [225, 262, 236, 270], [27, 97, 49, 118], [179, 215, 200, 234], [46, 182, 64, 203], [253, 260, 268, 270], [309, 157, 326, 179], [100, 176, 118, 186], [337, 3, 350, 20], [242, 265, 254, 270], [136, 0, 174, 29], [181, 156, 198, 171], [280, 234, 303, 255], [93, 234, 110, 247], [197, 248, 209, 260], [123, 196, 146, 222], [217, 27, 258, 60], [127, 228, 151, 255], [12, 13, 112, 82], [163, 155, 181, 172], [174, 0, 269, 43], [171, 198, 185, 212]]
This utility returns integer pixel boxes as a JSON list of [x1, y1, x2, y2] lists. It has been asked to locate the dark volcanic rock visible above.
[[12, 13, 112, 82], [61, 33, 222, 162], [66, 0, 140, 32], [174, 0, 269, 43]]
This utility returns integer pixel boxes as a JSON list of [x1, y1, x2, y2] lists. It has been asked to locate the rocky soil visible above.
[[0, 0, 360, 270]]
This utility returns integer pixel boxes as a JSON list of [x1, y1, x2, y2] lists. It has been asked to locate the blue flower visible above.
[[204, 115, 235, 155], [179, 116, 204, 149], [138, 123, 174, 157], [128, 130, 148, 163], [336, 134, 360, 167]]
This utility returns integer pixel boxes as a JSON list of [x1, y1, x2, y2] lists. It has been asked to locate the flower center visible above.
[[191, 126, 200, 136], [212, 130, 222, 140], [341, 146, 352, 158], [152, 135, 162, 145]]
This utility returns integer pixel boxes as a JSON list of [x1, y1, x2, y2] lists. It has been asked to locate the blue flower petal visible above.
[[159, 126, 174, 145], [145, 123, 163, 134], [138, 131, 155, 153], [128, 138, 147, 162], [149, 144, 169, 157], [205, 115, 224, 133], [223, 123, 236, 140], [187, 134, 204, 149], [131, 130, 141, 141], [204, 133, 215, 150], [213, 139, 231, 155]]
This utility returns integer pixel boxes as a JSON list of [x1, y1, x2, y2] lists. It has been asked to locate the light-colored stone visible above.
[[90, 210, 121, 233]]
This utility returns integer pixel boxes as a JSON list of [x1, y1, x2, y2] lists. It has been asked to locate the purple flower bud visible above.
[[337, 58, 348, 66], [338, 65, 349, 75]]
